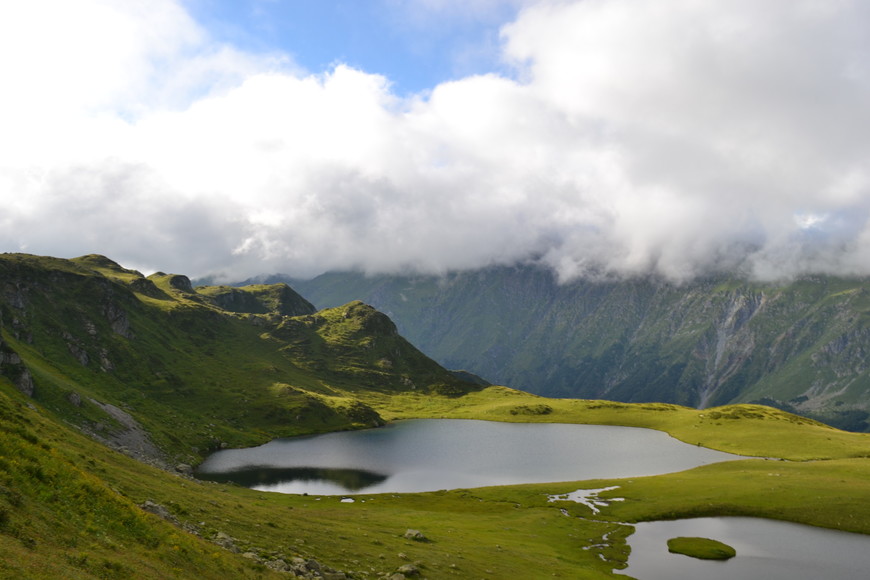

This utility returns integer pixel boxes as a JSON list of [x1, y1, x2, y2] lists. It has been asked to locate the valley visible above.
[[291, 266, 870, 431], [1, 253, 869, 579]]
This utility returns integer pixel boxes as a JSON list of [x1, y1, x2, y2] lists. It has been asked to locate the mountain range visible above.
[[287, 265, 870, 431]]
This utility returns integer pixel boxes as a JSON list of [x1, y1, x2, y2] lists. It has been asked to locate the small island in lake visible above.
[[667, 536, 737, 560]]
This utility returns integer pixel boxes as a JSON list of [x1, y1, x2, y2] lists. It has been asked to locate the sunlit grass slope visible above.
[[0, 382, 281, 579]]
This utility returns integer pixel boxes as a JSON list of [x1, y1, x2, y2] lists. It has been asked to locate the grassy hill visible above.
[[2, 253, 870, 579], [0, 253, 476, 466]]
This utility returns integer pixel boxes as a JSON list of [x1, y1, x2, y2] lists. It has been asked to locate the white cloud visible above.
[[1, 0, 870, 282]]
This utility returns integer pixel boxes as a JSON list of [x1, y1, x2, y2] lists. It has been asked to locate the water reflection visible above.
[[197, 466, 388, 490]]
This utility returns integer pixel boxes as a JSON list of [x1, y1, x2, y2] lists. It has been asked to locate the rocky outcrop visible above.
[[0, 335, 34, 396], [167, 274, 194, 293], [103, 299, 133, 338], [198, 284, 316, 317], [207, 531, 348, 578]]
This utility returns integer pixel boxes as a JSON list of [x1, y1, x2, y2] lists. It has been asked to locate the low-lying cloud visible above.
[[2, 0, 869, 282]]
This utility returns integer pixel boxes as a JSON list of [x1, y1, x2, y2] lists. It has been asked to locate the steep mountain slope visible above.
[[0, 253, 477, 465], [290, 266, 870, 430]]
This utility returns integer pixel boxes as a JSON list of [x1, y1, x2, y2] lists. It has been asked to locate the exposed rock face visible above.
[[63, 331, 90, 366], [0, 335, 34, 397], [103, 300, 133, 338], [167, 274, 194, 293]]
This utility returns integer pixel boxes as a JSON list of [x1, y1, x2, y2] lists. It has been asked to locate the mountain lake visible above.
[[197, 418, 870, 578], [196, 418, 741, 494]]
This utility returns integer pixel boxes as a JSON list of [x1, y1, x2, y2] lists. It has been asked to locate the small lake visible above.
[[621, 517, 870, 580], [196, 419, 742, 494]]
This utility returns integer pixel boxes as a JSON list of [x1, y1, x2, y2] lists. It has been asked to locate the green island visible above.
[[666, 537, 736, 560], [1, 254, 870, 579]]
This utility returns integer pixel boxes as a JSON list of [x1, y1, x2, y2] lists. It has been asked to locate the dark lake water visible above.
[[196, 419, 742, 494], [621, 517, 870, 580]]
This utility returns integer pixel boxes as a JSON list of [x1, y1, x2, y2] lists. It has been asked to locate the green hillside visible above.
[[2, 253, 870, 579], [291, 266, 870, 430], [0, 253, 477, 465]]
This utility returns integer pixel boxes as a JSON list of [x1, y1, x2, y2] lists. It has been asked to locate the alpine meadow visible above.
[[4, 1, 870, 578], [1, 253, 870, 578]]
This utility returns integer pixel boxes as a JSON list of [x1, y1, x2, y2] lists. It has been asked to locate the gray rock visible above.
[[305, 558, 322, 573], [0, 338, 35, 397], [266, 559, 289, 572], [139, 500, 177, 524], [103, 300, 133, 338], [397, 564, 420, 576], [403, 529, 426, 541], [213, 531, 240, 553], [15, 367, 34, 397]]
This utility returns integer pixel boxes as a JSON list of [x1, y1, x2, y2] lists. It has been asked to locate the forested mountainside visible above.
[[290, 266, 870, 430]]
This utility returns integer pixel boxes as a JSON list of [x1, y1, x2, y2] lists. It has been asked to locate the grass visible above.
[[666, 537, 736, 560], [3, 253, 870, 578], [363, 387, 870, 461], [5, 372, 870, 578]]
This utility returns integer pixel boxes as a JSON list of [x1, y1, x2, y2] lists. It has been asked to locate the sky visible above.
[[1, 0, 869, 282]]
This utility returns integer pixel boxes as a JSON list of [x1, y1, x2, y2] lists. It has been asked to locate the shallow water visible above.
[[621, 517, 870, 580], [196, 419, 742, 494]]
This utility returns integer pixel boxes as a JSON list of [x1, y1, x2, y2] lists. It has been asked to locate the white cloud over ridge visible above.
[[2, 0, 869, 282]]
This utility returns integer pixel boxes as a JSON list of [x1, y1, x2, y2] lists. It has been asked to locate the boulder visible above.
[[397, 563, 420, 576], [403, 529, 426, 541]]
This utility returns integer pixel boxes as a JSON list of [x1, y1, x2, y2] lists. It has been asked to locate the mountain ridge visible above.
[[287, 265, 870, 431], [0, 253, 479, 466]]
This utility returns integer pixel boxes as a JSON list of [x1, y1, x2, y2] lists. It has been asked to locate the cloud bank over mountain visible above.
[[1, 0, 869, 282]]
